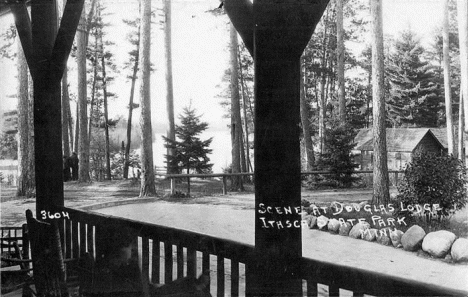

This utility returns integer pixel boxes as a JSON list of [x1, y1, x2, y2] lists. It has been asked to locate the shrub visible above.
[[395, 152, 467, 217]]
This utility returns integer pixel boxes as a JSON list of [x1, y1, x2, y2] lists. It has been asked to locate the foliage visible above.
[[110, 149, 141, 179], [0, 133, 18, 160], [163, 106, 213, 174], [395, 152, 467, 218], [315, 123, 359, 188], [386, 30, 443, 127], [0, 24, 17, 60]]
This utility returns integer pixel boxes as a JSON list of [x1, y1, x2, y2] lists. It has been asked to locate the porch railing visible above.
[[61, 207, 466, 296]]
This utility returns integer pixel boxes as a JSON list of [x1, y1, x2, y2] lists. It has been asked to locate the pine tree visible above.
[[386, 30, 443, 127], [316, 122, 359, 187], [163, 106, 213, 195], [122, 13, 141, 179]]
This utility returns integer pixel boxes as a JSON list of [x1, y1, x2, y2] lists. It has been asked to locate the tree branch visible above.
[[50, 0, 85, 80], [224, 0, 253, 56]]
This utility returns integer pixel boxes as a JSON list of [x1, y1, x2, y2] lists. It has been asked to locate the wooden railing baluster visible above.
[[329, 285, 340, 296], [177, 244, 184, 278], [187, 247, 196, 278], [79, 222, 86, 256], [65, 219, 72, 259], [231, 259, 239, 297], [164, 242, 172, 283], [202, 252, 210, 272], [151, 238, 160, 284], [86, 224, 94, 258], [72, 220, 79, 259], [142, 236, 150, 289], [22, 224, 30, 264], [217, 256, 224, 297], [307, 280, 318, 297]]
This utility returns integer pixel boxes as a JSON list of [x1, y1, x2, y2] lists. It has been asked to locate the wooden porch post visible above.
[[225, 0, 329, 295], [31, 0, 62, 218], [10, 0, 85, 218]]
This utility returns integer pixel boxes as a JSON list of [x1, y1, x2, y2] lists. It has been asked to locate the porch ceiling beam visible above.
[[224, 0, 253, 56], [9, 1, 35, 77]]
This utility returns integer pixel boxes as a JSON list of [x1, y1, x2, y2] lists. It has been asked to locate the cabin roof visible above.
[[355, 128, 444, 152], [430, 128, 458, 149]]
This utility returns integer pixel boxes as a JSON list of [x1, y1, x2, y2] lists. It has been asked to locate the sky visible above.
[[0, 0, 448, 172]]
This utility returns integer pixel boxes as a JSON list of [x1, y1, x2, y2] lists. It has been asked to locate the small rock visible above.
[[308, 204, 321, 216], [317, 215, 329, 230], [422, 230, 456, 258], [390, 230, 404, 248], [401, 225, 426, 251], [363, 228, 377, 242], [306, 215, 317, 229], [444, 254, 453, 263], [349, 222, 370, 239], [376, 230, 392, 246], [338, 222, 352, 236], [451, 238, 468, 262], [327, 219, 340, 233]]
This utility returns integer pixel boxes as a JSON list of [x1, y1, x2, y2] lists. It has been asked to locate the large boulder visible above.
[[327, 219, 341, 233], [401, 225, 426, 251], [363, 229, 377, 242], [349, 222, 370, 239], [390, 230, 404, 248], [422, 230, 456, 258], [338, 222, 352, 236], [376, 230, 392, 246], [317, 216, 329, 230], [451, 238, 468, 262]]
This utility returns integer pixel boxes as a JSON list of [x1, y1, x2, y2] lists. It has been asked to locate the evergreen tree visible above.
[[163, 106, 214, 176], [316, 122, 359, 188], [386, 30, 443, 127]]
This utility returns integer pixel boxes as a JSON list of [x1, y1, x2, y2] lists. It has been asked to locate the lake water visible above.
[[153, 130, 231, 174]]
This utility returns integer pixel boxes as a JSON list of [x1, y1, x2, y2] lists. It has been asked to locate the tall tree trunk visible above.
[[238, 49, 251, 173], [139, 0, 157, 196], [457, 0, 468, 165], [318, 8, 330, 155], [459, 92, 465, 163], [16, 39, 33, 197], [76, 0, 96, 182], [77, 7, 90, 182], [371, 0, 390, 204], [366, 71, 372, 128], [230, 23, 244, 191], [88, 33, 98, 145], [74, 101, 79, 153], [443, 0, 455, 156], [164, 0, 176, 174], [336, 0, 345, 123], [100, 27, 111, 180], [300, 60, 314, 171], [68, 96, 74, 153], [62, 66, 71, 157], [124, 19, 141, 179], [28, 72, 35, 196]]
